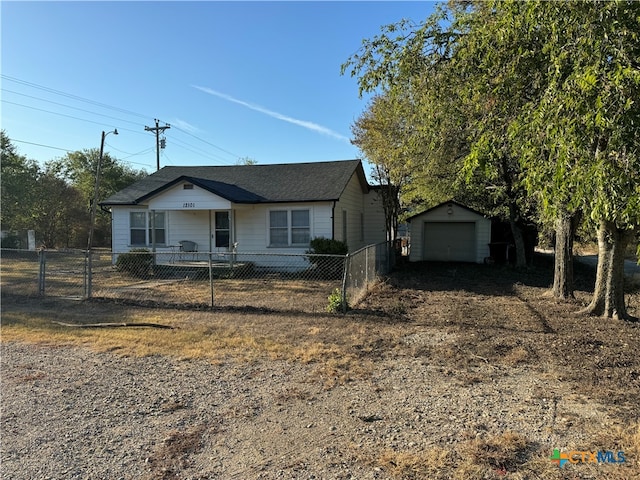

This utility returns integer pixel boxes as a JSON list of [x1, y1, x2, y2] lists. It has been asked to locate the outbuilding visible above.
[[407, 201, 491, 264]]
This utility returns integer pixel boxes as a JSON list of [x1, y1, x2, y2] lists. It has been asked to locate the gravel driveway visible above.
[[1, 338, 625, 479]]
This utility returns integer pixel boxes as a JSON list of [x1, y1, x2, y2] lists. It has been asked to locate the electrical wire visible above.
[[10, 138, 74, 153], [2, 88, 142, 127], [1, 74, 150, 120], [3, 74, 244, 165]]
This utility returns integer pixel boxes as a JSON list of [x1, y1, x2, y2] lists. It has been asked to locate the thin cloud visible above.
[[171, 118, 200, 133], [192, 85, 350, 142]]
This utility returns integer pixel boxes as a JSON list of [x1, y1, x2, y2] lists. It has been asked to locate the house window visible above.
[[214, 211, 230, 248], [291, 210, 310, 244], [269, 209, 310, 246], [129, 211, 166, 246], [130, 212, 147, 246], [149, 211, 166, 245]]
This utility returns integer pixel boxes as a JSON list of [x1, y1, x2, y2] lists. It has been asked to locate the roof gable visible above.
[[406, 200, 488, 221], [101, 159, 368, 206]]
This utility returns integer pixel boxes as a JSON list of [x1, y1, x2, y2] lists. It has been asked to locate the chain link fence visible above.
[[1, 242, 394, 313]]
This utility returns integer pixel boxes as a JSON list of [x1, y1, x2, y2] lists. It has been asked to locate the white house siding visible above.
[[146, 182, 231, 211], [111, 206, 136, 251], [333, 173, 367, 251], [168, 210, 211, 252], [234, 202, 333, 254], [408, 203, 491, 264]]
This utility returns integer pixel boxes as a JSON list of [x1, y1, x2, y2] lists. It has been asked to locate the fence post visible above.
[[86, 250, 93, 298], [38, 248, 46, 296], [365, 246, 369, 290], [209, 253, 215, 307], [341, 253, 350, 313]]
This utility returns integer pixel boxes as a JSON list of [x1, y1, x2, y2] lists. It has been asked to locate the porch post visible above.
[[150, 209, 156, 272], [208, 210, 213, 253]]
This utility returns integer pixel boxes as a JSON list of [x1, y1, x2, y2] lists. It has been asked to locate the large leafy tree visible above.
[[31, 168, 86, 248], [1, 131, 40, 235], [48, 149, 146, 246], [344, 1, 640, 318], [552, 1, 639, 318], [343, 4, 538, 267], [1, 133, 147, 248]]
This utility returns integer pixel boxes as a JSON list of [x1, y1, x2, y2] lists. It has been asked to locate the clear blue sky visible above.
[[2, 1, 436, 173]]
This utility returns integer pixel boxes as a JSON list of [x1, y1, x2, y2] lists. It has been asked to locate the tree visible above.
[[236, 156, 258, 165], [344, 1, 639, 317], [343, 3, 537, 267], [0, 131, 40, 235], [351, 93, 413, 239], [31, 169, 86, 248], [519, 1, 640, 316], [48, 149, 146, 247]]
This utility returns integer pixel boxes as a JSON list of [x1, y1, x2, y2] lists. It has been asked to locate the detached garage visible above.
[[407, 201, 491, 264]]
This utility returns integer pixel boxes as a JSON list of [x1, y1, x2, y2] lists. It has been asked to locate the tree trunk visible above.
[[551, 210, 581, 299], [580, 220, 634, 320], [507, 201, 527, 268]]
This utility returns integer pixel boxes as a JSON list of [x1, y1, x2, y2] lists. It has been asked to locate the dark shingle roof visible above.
[[101, 159, 368, 206]]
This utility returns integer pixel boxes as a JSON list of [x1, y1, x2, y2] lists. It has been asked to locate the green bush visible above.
[[308, 237, 348, 255], [1, 234, 22, 249], [327, 288, 348, 313], [116, 249, 153, 278], [307, 237, 348, 279]]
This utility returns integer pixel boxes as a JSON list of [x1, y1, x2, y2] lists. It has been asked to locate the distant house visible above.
[[101, 159, 387, 258], [407, 201, 491, 264]]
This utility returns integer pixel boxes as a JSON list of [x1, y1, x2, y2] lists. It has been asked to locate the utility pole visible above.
[[145, 119, 170, 171]]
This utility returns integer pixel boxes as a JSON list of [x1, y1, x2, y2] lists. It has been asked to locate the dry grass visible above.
[[0, 296, 392, 386], [375, 447, 453, 480], [3, 254, 640, 479]]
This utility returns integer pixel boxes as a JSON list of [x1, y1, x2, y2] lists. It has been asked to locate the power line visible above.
[[10, 138, 74, 153], [1, 74, 150, 120], [2, 88, 142, 127], [171, 125, 242, 159], [3, 74, 246, 164]]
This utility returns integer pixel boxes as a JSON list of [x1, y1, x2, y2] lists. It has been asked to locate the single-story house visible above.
[[100, 159, 387, 260], [406, 201, 491, 263]]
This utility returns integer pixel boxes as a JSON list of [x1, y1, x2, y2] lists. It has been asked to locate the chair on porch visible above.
[[178, 240, 198, 260]]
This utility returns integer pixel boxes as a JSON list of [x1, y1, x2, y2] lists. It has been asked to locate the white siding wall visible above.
[[111, 206, 136, 251], [409, 203, 491, 263], [168, 210, 211, 252], [147, 182, 231, 210], [234, 202, 333, 254], [111, 201, 334, 256], [333, 173, 366, 251]]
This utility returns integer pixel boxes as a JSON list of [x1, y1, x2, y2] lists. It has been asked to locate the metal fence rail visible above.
[[1, 242, 393, 313]]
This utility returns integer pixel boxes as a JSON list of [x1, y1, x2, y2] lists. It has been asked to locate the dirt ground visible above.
[[2, 254, 640, 479]]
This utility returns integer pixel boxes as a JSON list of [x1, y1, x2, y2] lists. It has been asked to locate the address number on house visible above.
[[183, 202, 196, 208]]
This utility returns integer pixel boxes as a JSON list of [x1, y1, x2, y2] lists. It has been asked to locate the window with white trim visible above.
[[269, 209, 310, 246], [129, 211, 166, 246]]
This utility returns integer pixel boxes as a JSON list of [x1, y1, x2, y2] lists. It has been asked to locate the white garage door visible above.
[[423, 222, 476, 262]]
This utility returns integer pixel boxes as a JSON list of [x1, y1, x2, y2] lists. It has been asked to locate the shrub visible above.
[[307, 237, 348, 279], [327, 288, 348, 313], [1, 234, 22, 249], [308, 237, 348, 255], [116, 249, 153, 278]]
